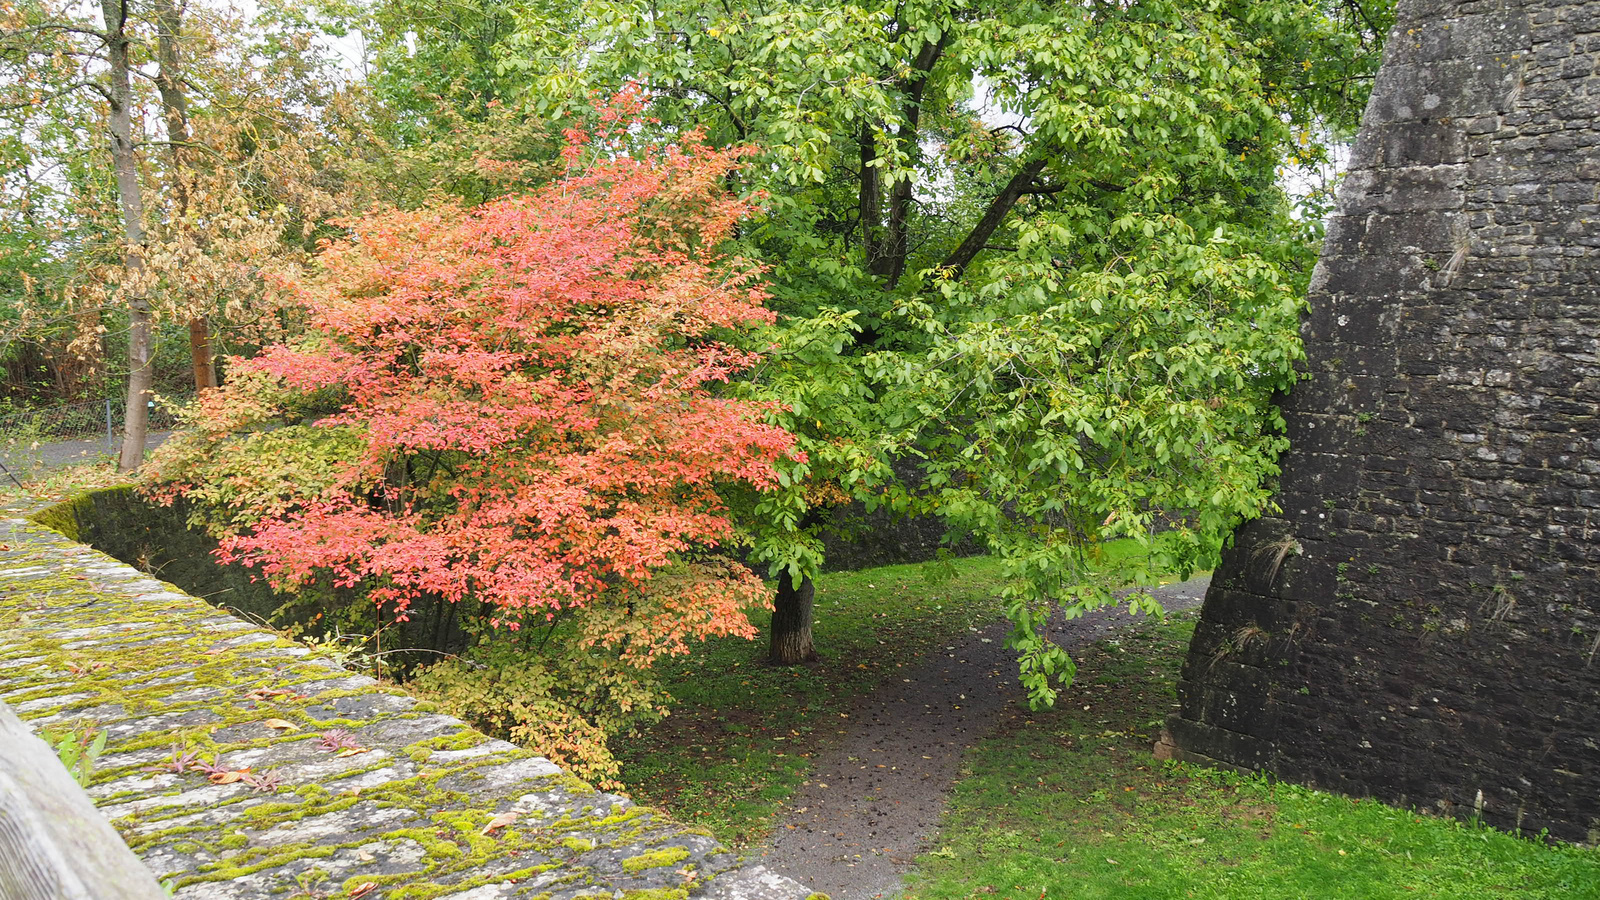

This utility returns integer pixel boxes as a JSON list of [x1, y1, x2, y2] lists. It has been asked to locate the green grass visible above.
[[903, 613, 1600, 900]]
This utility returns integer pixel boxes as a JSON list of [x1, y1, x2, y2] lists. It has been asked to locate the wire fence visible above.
[[0, 393, 191, 479]]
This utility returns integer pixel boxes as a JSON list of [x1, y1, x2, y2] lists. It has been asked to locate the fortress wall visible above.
[[1165, 0, 1600, 842]]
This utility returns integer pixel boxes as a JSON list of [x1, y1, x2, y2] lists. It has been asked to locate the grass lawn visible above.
[[903, 613, 1600, 900]]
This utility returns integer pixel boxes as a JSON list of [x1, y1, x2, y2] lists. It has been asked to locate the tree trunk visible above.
[[188, 318, 215, 389], [939, 157, 1048, 279], [155, 0, 218, 394], [103, 0, 152, 473], [153, 0, 189, 215], [768, 570, 818, 665], [869, 34, 947, 288], [858, 127, 882, 265], [877, 173, 914, 286]]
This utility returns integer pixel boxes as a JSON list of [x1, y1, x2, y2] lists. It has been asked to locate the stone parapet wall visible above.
[[1165, 0, 1599, 842], [0, 515, 814, 899]]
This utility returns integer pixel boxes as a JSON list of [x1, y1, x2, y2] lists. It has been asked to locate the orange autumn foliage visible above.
[[147, 100, 799, 671]]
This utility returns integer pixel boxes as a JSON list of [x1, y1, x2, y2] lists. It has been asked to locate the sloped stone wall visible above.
[[0, 515, 814, 899], [1165, 0, 1600, 842]]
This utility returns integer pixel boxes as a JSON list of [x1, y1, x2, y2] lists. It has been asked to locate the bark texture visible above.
[[768, 571, 818, 664]]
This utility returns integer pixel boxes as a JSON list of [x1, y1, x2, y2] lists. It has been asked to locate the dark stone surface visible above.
[[1167, 0, 1600, 844]]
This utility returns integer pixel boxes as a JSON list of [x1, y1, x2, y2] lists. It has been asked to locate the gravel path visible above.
[[758, 575, 1211, 900]]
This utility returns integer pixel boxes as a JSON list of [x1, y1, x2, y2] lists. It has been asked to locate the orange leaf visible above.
[[348, 882, 377, 898], [480, 812, 520, 835], [210, 770, 247, 784]]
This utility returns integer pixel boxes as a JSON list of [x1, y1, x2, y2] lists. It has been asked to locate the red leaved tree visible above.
[[144, 99, 798, 781]]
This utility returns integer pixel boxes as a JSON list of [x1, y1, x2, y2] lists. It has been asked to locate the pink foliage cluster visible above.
[[173, 110, 798, 654]]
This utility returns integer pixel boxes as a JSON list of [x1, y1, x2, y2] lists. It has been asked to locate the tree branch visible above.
[[1, 22, 108, 42], [938, 156, 1048, 279], [0, 79, 110, 108]]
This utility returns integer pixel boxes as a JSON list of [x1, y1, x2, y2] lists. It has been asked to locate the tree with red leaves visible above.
[[144, 98, 799, 780]]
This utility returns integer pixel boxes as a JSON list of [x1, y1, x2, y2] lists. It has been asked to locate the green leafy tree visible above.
[[495, 0, 1390, 699]]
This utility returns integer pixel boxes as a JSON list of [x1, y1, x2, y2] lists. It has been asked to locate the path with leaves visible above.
[[0, 431, 170, 477], [759, 575, 1212, 900]]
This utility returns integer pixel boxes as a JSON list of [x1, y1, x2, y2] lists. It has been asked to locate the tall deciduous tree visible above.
[[498, 0, 1392, 690], [1, 0, 351, 441], [0, 0, 155, 464]]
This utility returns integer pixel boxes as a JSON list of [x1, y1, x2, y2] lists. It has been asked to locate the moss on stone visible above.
[[27, 492, 92, 542], [0, 501, 805, 900], [620, 846, 690, 873]]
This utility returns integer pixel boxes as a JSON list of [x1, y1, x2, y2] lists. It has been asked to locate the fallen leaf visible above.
[[348, 882, 376, 898], [210, 770, 247, 784], [246, 688, 304, 701], [355, 850, 376, 863], [261, 718, 300, 733], [335, 747, 370, 758], [481, 812, 520, 835]]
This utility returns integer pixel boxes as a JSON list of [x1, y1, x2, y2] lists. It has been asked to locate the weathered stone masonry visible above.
[[0, 514, 814, 899], [1165, 0, 1600, 842]]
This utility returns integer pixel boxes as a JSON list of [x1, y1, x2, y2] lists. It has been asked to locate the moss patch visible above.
[[621, 846, 691, 873]]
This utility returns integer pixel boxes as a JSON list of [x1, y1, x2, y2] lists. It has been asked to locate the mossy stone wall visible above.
[[0, 512, 816, 899]]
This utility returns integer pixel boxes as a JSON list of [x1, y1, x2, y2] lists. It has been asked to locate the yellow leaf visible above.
[[262, 718, 300, 732]]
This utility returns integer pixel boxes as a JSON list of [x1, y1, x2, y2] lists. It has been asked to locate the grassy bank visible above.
[[903, 614, 1600, 900]]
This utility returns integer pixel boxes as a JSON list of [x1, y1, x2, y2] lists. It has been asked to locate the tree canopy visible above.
[[143, 113, 798, 778], [489, 0, 1391, 698]]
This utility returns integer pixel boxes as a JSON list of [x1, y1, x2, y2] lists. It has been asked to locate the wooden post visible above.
[[0, 701, 168, 899]]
